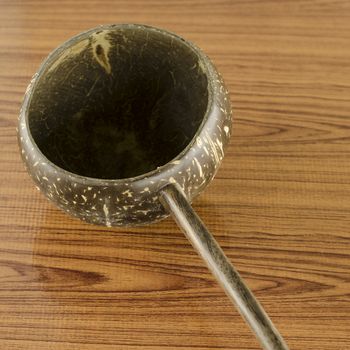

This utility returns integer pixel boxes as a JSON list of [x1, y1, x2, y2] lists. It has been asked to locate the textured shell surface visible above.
[[18, 24, 232, 227]]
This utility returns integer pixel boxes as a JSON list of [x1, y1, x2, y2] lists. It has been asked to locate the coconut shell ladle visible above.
[[18, 24, 289, 350]]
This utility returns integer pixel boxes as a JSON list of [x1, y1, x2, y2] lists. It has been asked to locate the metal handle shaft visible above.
[[159, 184, 289, 350]]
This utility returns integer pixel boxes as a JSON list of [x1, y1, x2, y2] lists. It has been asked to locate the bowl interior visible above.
[[28, 26, 209, 179]]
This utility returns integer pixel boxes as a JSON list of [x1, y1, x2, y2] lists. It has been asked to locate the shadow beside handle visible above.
[[159, 184, 289, 350]]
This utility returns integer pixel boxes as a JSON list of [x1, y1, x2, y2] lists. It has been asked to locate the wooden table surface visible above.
[[1, 1, 350, 349]]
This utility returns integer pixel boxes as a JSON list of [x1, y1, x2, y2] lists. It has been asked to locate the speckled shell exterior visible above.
[[18, 24, 232, 227]]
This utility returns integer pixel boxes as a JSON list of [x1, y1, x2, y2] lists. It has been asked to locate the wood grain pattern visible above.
[[0, 1, 349, 349]]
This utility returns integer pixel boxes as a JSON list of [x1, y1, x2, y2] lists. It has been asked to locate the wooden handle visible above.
[[159, 184, 289, 350]]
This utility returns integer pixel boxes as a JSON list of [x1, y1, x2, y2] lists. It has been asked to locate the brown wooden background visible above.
[[1, 1, 350, 349]]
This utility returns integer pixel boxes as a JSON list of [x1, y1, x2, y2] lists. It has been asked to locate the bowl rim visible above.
[[21, 23, 217, 185]]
